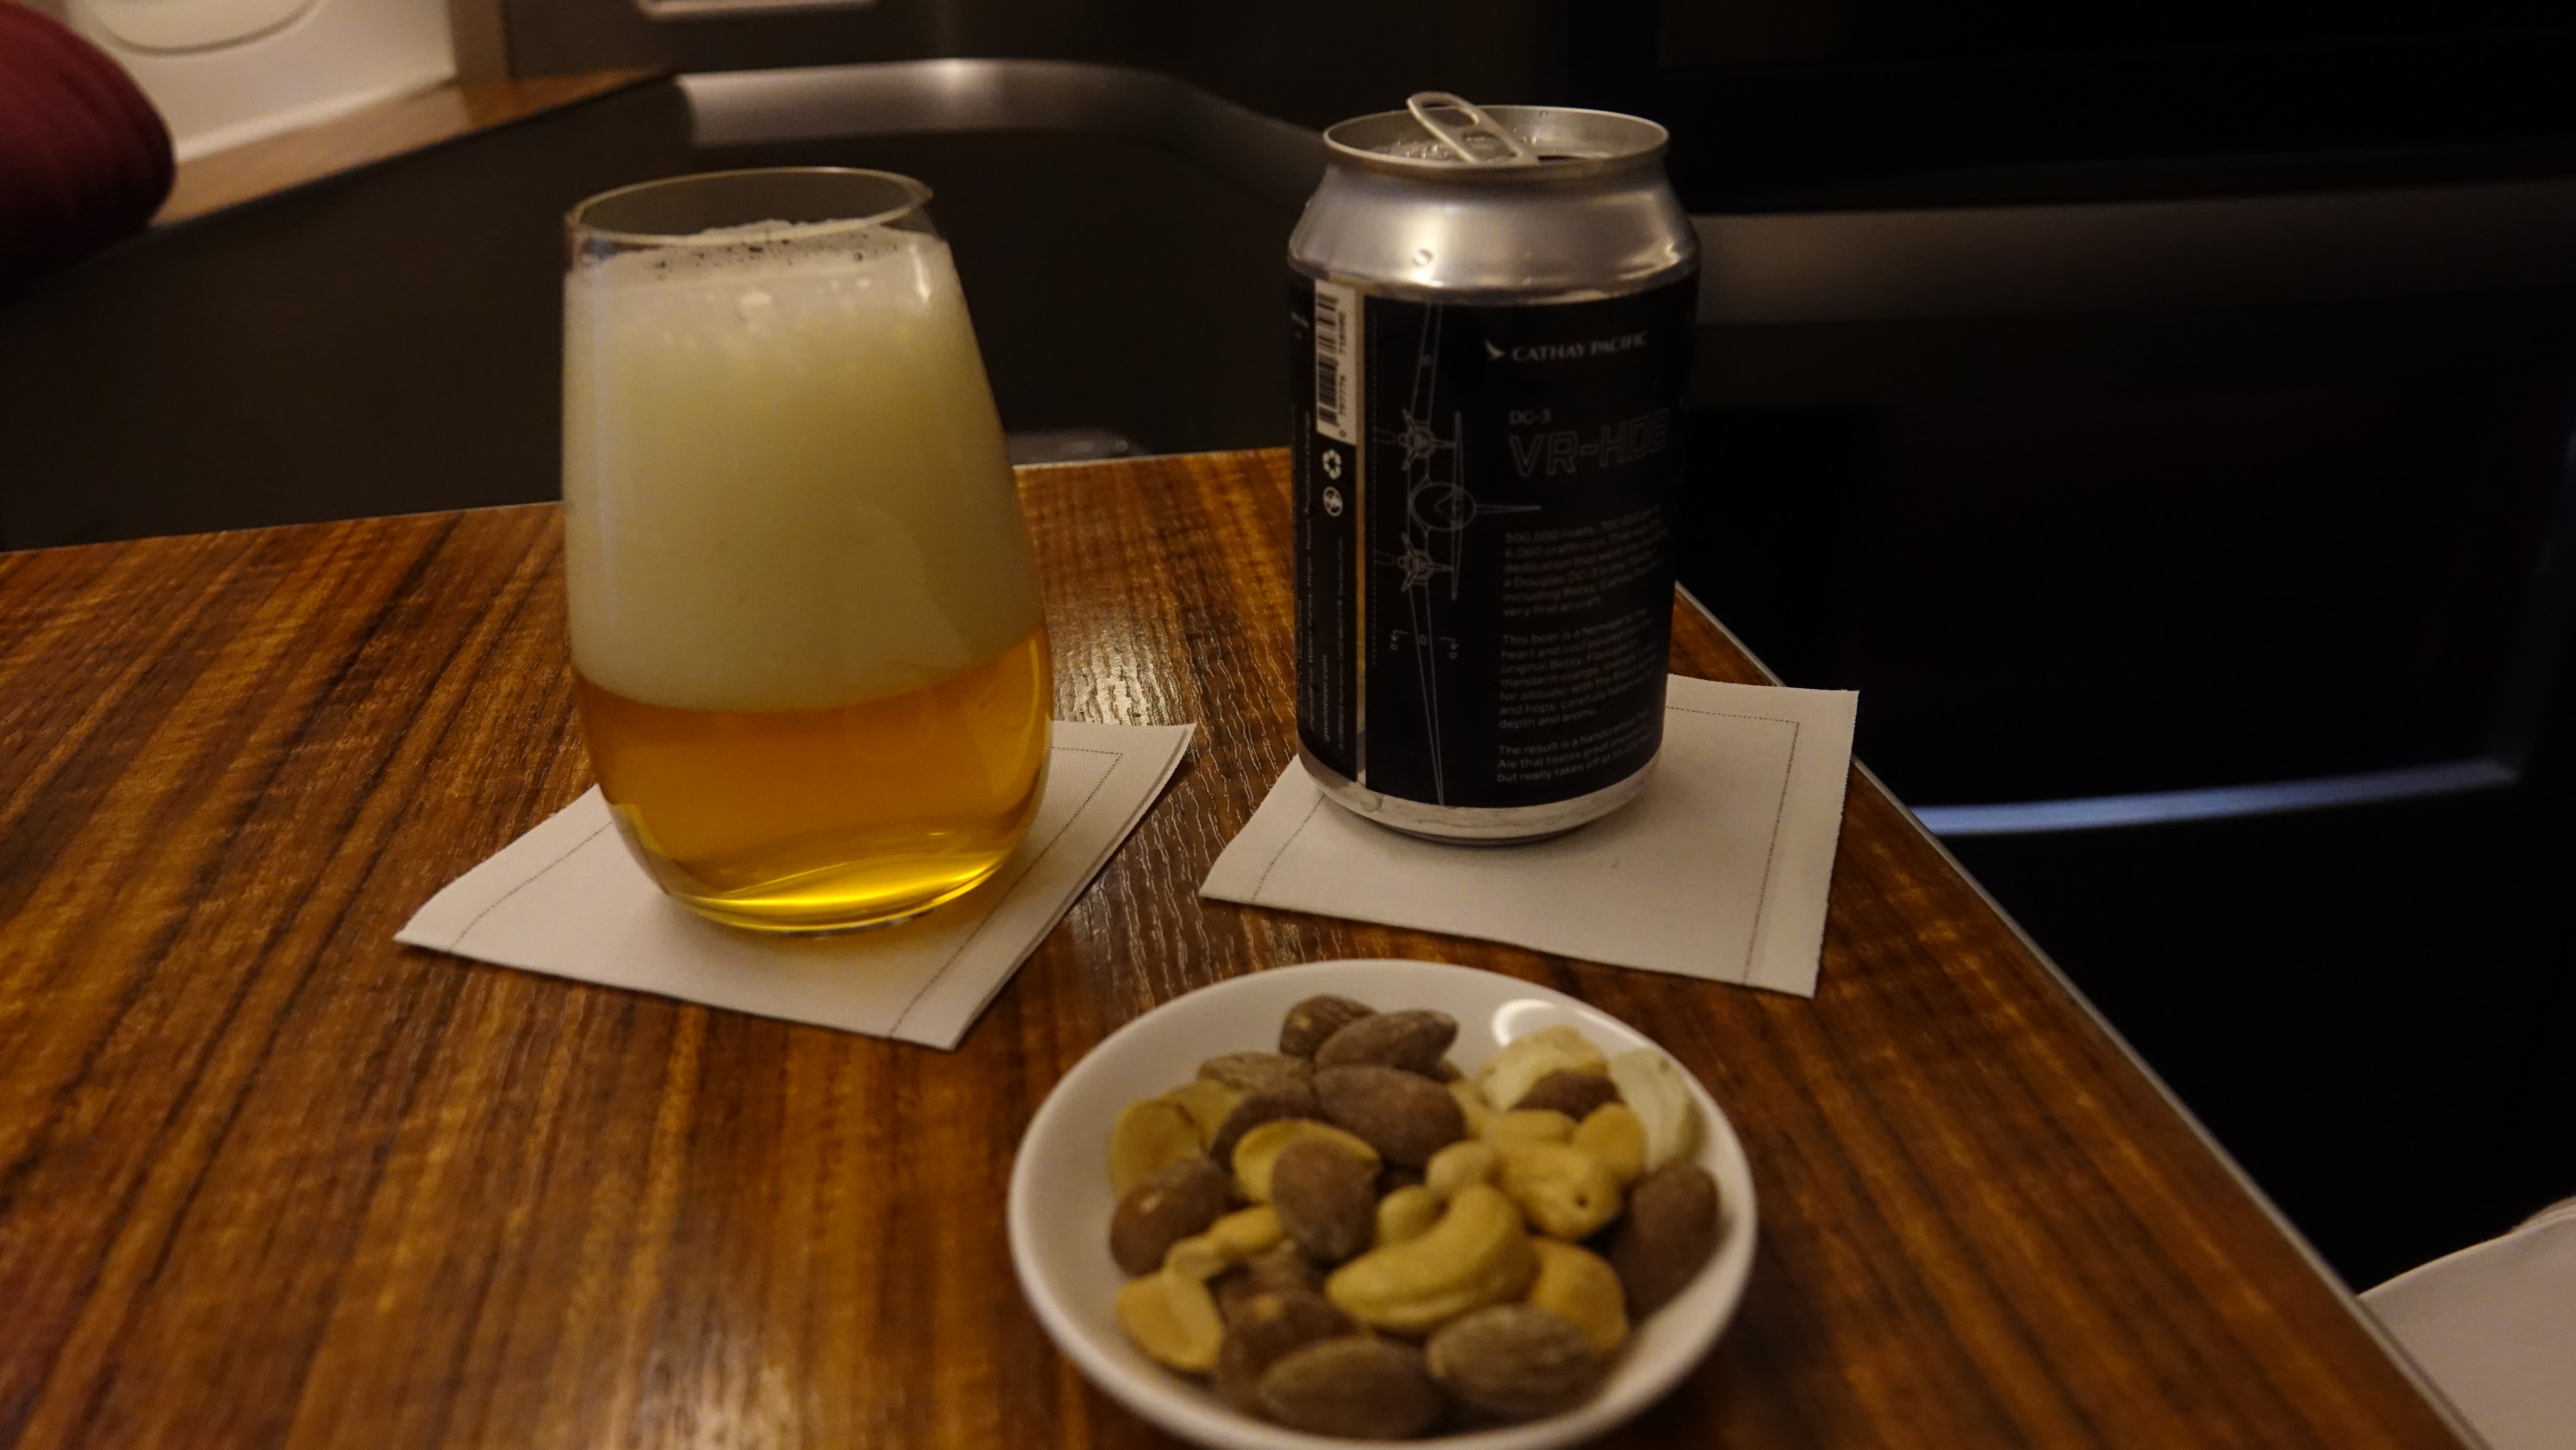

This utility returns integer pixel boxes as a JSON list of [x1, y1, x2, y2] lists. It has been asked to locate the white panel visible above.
[[84, 0, 314, 52], [71, 0, 456, 164]]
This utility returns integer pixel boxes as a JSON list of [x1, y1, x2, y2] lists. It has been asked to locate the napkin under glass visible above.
[[399, 722, 1194, 1048]]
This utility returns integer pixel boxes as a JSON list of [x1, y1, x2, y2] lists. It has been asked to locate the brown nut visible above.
[[1315, 1064, 1468, 1167], [1216, 1241, 1322, 1321], [1232, 1118, 1381, 1203], [1314, 1009, 1457, 1075], [1279, 995, 1376, 1058], [1610, 1162, 1720, 1315], [1511, 1069, 1622, 1120], [1257, 1336, 1445, 1440], [1110, 1157, 1232, 1277], [1110, 1097, 1207, 1196], [1212, 1289, 1351, 1413], [1116, 1267, 1226, 1372], [1425, 1304, 1602, 1422], [1270, 1139, 1377, 1263], [1208, 1081, 1319, 1168], [1526, 1238, 1628, 1355], [1199, 1051, 1313, 1096]]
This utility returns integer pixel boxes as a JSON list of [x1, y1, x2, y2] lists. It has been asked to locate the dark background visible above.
[[9, 0, 2575, 1289]]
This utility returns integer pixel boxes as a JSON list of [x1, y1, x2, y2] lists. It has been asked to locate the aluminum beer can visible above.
[[1289, 102, 1698, 841]]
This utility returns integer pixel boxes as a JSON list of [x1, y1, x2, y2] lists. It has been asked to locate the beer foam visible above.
[[594, 217, 918, 286], [563, 225, 1043, 714]]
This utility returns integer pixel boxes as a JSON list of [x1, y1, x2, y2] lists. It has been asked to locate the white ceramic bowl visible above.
[[1007, 959, 1758, 1450]]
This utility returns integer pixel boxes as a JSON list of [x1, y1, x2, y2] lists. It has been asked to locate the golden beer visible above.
[[574, 624, 1049, 930], [563, 170, 1052, 932]]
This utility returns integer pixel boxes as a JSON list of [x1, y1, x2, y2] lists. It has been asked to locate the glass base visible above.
[[656, 848, 1013, 935]]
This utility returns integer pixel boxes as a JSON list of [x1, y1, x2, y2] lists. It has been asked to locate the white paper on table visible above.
[[2363, 1200, 2576, 1450], [397, 721, 1195, 1048], [1200, 677, 1855, 997]]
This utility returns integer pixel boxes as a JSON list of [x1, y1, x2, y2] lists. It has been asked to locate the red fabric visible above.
[[0, 1, 174, 295]]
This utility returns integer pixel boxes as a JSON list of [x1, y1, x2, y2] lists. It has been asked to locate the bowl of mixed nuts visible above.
[[1008, 959, 1757, 1448]]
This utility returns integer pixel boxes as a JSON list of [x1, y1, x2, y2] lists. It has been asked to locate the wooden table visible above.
[[0, 450, 2465, 1449]]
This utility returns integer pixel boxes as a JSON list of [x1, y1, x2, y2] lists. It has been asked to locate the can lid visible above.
[[1323, 98, 1670, 182], [1401, 93, 1541, 166]]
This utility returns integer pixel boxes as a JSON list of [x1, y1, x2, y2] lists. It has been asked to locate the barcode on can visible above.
[[1312, 280, 1360, 445]]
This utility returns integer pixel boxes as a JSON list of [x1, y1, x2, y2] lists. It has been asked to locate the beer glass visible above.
[[562, 169, 1052, 933]]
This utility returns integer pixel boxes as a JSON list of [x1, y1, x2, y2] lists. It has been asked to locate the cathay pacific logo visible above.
[[1486, 331, 1651, 362]]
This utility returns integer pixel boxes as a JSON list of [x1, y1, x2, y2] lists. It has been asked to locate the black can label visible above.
[[1291, 273, 1697, 810]]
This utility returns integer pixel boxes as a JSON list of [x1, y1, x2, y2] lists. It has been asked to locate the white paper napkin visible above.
[[398, 722, 1195, 1048], [2364, 1199, 2576, 1450], [1200, 677, 1855, 996]]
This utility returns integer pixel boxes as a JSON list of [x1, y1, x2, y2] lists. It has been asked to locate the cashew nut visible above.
[[1117, 1267, 1225, 1371], [1374, 1184, 1442, 1248], [1526, 1237, 1628, 1355], [1325, 1183, 1538, 1335], [1494, 1141, 1623, 1240], [1448, 1078, 1497, 1140], [1424, 1139, 1498, 1202], [1474, 1026, 1606, 1115], [1572, 1102, 1648, 1186], [1159, 1077, 1241, 1148], [1110, 1098, 1206, 1196], [1164, 1204, 1285, 1281], [1605, 1049, 1699, 1172], [1485, 1109, 1577, 1147]]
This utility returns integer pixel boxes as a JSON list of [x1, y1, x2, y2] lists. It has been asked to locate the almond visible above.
[[1208, 1081, 1319, 1168], [1279, 995, 1376, 1058], [1110, 1157, 1231, 1277], [1315, 1063, 1467, 1167], [1314, 1009, 1457, 1075], [1511, 1069, 1621, 1120], [1231, 1118, 1380, 1203], [1213, 1289, 1350, 1414], [1257, 1336, 1444, 1439], [1610, 1161, 1720, 1315], [1215, 1241, 1322, 1321], [1425, 1304, 1601, 1421], [1199, 1051, 1313, 1096], [1269, 1139, 1377, 1263]]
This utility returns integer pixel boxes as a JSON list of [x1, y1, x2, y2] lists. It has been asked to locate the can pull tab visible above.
[[1406, 92, 1540, 166]]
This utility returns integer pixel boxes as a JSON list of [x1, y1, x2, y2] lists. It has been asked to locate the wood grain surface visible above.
[[155, 71, 659, 226], [0, 451, 2465, 1449]]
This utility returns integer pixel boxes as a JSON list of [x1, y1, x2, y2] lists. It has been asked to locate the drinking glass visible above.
[[562, 169, 1051, 933]]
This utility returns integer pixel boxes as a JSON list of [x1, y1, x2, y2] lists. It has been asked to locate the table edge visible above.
[[1675, 583, 2476, 1443]]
